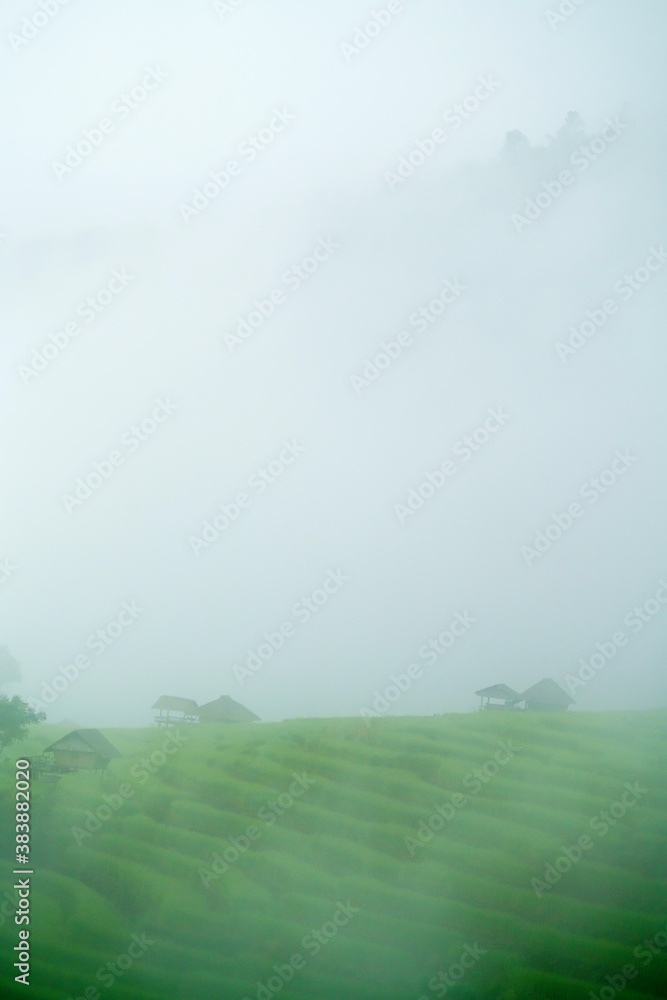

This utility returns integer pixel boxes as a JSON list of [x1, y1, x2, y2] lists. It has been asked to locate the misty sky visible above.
[[1, 0, 666, 727]]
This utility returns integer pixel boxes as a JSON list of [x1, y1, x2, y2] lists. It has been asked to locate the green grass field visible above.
[[0, 711, 665, 1000]]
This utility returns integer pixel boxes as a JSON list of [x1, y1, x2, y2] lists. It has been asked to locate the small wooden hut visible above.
[[43, 730, 121, 772], [152, 695, 200, 726], [517, 678, 574, 711], [198, 695, 259, 723], [474, 683, 521, 710]]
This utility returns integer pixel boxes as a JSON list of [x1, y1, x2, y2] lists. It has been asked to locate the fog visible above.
[[1, 0, 666, 727]]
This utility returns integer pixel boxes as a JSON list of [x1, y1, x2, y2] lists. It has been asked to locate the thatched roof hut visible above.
[[198, 695, 259, 724], [475, 684, 520, 709], [152, 695, 200, 725], [43, 730, 121, 771], [518, 678, 574, 711]]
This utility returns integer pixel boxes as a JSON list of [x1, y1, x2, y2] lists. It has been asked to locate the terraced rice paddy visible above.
[[0, 710, 665, 999]]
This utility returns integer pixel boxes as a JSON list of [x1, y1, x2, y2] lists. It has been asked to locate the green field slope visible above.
[[0, 711, 665, 1000]]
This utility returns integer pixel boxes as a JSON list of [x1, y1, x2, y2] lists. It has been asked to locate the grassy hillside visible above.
[[0, 711, 665, 1000]]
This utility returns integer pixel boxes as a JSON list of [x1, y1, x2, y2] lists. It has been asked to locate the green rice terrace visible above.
[[0, 710, 665, 1000]]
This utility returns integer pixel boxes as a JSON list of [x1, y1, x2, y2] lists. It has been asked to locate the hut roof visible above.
[[474, 684, 520, 701], [151, 695, 200, 715], [519, 678, 574, 707], [43, 729, 122, 758], [198, 695, 260, 723]]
